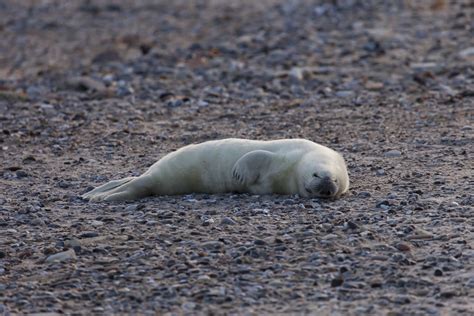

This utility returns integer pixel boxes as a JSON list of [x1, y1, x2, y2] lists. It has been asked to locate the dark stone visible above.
[[331, 276, 344, 287], [80, 231, 99, 238]]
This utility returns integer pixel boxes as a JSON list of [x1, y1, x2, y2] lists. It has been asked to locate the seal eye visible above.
[[313, 173, 320, 178]]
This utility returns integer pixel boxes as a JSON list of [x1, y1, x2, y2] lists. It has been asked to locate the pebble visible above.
[[407, 228, 434, 240], [46, 249, 76, 263], [125, 204, 139, 212], [30, 218, 45, 226], [115, 80, 134, 96], [166, 99, 183, 107], [395, 242, 411, 252], [346, 221, 358, 230], [80, 231, 99, 238], [465, 278, 474, 288], [335, 90, 354, 98], [58, 180, 70, 188], [331, 276, 344, 287], [197, 100, 209, 107], [26, 86, 47, 99], [66, 76, 106, 93], [459, 47, 474, 58], [64, 238, 81, 250], [16, 170, 28, 178], [201, 241, 223, 251], [384, 150, 402, 158], [376, 169, 386, 176], [182, 302, 196, 311], [358, 191, 371, 198], [289, 67, 304, 81], [254, 239, 266, 246], [439, 288, 457, 298], [220, 216, 237, 226], [410, 62, 438, 71], [0, 304, 8, 314], [365, 81, 384, 90]]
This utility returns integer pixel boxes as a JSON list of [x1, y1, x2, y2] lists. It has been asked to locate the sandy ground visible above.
[[0, 0, 473, 314]]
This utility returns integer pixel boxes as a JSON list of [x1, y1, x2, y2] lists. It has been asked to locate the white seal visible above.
[[82, 138, 349, 201]]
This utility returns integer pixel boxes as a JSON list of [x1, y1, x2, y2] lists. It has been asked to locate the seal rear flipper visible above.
[[232, 150, 278, 186], [82, 177, 136, 200]]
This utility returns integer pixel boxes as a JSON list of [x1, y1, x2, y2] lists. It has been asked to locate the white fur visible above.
[[82, 138, 349, 201]]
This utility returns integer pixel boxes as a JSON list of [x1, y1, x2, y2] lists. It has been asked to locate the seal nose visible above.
[[318, 176, 337, 197], [320, 189, 332, 196]]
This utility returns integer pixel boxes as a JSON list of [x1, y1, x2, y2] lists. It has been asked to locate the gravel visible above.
[[0, 0, 473, 315]]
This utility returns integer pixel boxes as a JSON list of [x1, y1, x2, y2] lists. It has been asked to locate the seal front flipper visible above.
[[232, 150, 279, 186]]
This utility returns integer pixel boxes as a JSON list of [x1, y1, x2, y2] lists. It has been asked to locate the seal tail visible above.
[[82, 177, 136, 200]]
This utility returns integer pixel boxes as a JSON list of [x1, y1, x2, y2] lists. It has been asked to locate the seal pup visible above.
[[82, 138, 349, 201]]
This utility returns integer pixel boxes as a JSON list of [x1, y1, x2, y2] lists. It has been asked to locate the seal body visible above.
[[82, 138, 349, 201]]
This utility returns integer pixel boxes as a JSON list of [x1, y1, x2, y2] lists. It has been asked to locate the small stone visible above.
[[434, 269, 443, 276], [90, 220, 104, 226], [0, 250, 5, 258], [384, 150, 402, 158], [439, 289, 457, 298], [410, 62, 438, 70], [197, 100, 209, 107], [459, 47, 474, 58], [439, 84, 457, 97], [92, 49, 122, 64], [365, 81, 384, 90], [16, 170, 28, 178], [358, 191, 371, 198], [30, 218, 45, 226], [331, 276, 344, 287], [201, 217, 215, 226], [346, 221, 358, 230], [289, 67, 304, 81], [322, 233, 339, 240], [0, 90, 28, 102], [58, 180, 70, 188], [465, 277, 474, 288], [80, 231, 99, 238], [166, 99, 183, 107], [182, 302, 196, 311], [395, 242, 411, 252], [64, 238, 81, 250], [0, 304, 8, 314], [43, 247, 56, 255], [335, 90, 354, 98], [46, 249, 76, 263], [125, 204, 138, 212], [201, 241, 223, 251], [376, 169, 386, 176], [220, 217, 237, 226], [115, 80, 134, 97], [407, 228, 434, 240], [66, 76, 106, 93], [254, 239, 266, 246]]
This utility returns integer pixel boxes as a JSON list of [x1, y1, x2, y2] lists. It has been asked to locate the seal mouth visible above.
[[305, 182, 338, 198]]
